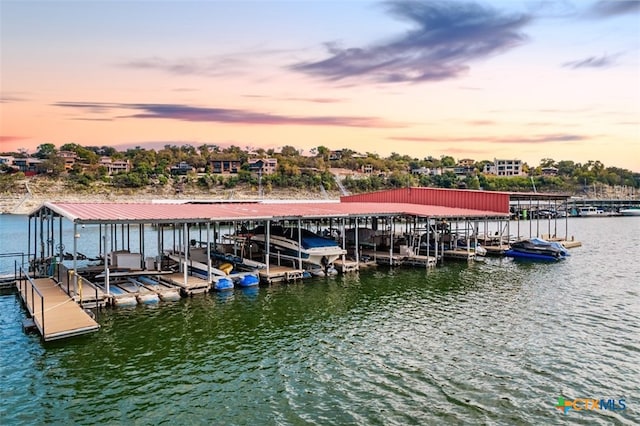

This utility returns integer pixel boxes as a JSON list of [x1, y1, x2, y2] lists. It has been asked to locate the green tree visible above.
[[464, 175, 480, 190], [317, 146, 330, 165], [280, 145, 300, 157], [35, 143, 57, 159], [440, 155, 456, 167], [539, 158, 556, 168]]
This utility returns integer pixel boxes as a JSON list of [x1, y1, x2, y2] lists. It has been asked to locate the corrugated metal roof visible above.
[[340, 187, 570, 209], [341, 187, 511, 212], [38, 200, 508, 224]]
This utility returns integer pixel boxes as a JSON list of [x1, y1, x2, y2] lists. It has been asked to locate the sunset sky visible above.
[[1, 0, 639, 171]]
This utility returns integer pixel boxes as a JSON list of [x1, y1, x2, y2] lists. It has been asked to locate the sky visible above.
[[1, 0, 639, 171]]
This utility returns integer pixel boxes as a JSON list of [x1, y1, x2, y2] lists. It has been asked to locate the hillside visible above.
[[0, 176, 341, 215]]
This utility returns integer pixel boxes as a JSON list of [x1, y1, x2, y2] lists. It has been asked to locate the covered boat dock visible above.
[[20, 187, 523, 340]]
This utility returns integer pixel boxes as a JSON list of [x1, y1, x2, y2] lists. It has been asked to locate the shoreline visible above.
[[1, 186, 341, 215]]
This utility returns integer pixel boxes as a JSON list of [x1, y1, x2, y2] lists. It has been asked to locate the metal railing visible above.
[[16, 262, 45, 336], [60, 264, 100, 313], [0, 252, 27, 283]]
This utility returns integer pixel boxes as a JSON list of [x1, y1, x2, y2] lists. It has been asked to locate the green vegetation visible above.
[[1, 143, 638, 196]]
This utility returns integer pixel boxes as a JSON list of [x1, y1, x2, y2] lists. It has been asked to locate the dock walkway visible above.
[[18, 277, 100, 341], [259, 265, 304, 284], [161, 272, 210, 295]]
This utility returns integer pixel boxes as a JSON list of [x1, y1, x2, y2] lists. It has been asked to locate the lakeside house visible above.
[[483, 159, 524, 176], [248, 158, 277, 175], [99, 157, 131, 175], [209, 159, 241, 174]]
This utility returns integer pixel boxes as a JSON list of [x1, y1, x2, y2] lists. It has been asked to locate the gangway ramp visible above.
[[18, 277, 100, 341]]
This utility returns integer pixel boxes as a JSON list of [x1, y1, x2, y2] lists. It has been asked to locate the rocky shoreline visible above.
[[1, 178, 340, 215]]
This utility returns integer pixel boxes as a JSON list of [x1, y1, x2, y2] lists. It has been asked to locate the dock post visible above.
[[73, 223, 78, 296]]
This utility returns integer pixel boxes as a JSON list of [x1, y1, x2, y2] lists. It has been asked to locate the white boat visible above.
[[134, 276, 182, 301], [619, 207, 640, 216], [106, 284, 138, 307], [242, 225, 346, 267], [306, 264, 338, 277], [577, 206, 604, 217], [118, 279, 160, 304]]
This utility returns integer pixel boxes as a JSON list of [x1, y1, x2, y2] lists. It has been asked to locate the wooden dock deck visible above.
[[403, 254, 437, 268], [560, 240, 582, 249], [74, 278, 108, 308], [541, 234, 582, 249], [483, 246, 508, 256], [17, 277, 100, 341], [259, 265, 304, 284], [443, 249, 476, 261], [161, 272, 210, 295], [360, 250, 405, 266], [333, 259, 359, 272], [359, 250, 436, 267]]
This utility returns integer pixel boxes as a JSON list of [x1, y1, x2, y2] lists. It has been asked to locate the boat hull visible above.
[[249, 234, 345, 267], [236, 274, 259, 287], [213, 277, 234, 291], [505, 249, 563, 262], [620, 208, 640, 216]]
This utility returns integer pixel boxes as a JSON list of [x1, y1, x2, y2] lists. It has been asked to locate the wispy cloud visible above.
[[466, 120, 496, 126], [121, 45, 299, 78], [291, 0, 531, 84], [72, 118, 114, 121], [446, 147, 491, 155], [587, 0, 640, 18], [242, 94, 345, 103], [283, 96, 345, 104], [390, 133, 587, 143], [0, 136, 30, 143], [53, 101, 402, 128], [120, 55, 249, 77], [0, 93, 28, 103], [563, 53, 618, 69]]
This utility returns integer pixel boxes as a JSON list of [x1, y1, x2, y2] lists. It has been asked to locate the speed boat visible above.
[[505, 237, 569, 261], [619, 207, 640, 216], [241, 225, 346, 267]]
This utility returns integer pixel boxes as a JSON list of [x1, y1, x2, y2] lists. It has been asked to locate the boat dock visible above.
[[333, 258, 359, 272], [483, 246, 508, 256], [402, 254, 437, 268], [161, 272, 210, 295], [15, 186, 592, 342], [358, 249, 437, 268], [360, 249, 406, 266], [540, 234, 583, 249], [259, 265, 305, 284], [443, 249, 476, 261], [17, 276, 99, 341]]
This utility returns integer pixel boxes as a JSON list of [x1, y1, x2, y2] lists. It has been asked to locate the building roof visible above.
[[29, 186, 573, 225], [341, 187, 571, 204], [37, 200, 509, 225], [507, 191, 571, 201]]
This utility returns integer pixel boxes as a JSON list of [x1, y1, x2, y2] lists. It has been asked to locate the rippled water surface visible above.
[[1, 216, 638, 425]]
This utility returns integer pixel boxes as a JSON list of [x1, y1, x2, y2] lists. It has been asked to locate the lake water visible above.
[[0, 215, 638, 425]]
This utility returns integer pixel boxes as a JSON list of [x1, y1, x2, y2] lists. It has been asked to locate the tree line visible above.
[[1, 143, 638, 195]]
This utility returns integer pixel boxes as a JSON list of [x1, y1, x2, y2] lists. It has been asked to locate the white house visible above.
[[483, 159, 523, 176]]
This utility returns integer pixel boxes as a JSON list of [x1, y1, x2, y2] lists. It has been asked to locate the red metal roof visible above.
[[341, 187, 510, 213], [40, 199, 508, 224]]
